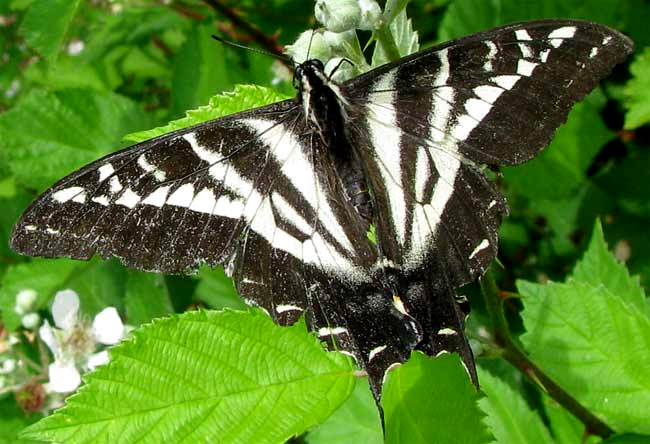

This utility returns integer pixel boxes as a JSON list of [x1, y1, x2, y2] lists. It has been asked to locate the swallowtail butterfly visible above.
[[11, 20, 633, 400]]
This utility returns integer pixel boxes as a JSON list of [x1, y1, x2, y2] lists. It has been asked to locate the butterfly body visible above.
[[11, 20, 633, 401]]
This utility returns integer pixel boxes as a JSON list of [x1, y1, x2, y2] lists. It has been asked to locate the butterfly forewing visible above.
[[343, 19, 632, 278]]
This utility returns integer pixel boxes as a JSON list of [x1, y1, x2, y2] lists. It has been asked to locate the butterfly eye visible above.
[[311, 59, 324, 71]]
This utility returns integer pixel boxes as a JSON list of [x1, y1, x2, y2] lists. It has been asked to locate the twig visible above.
[[202, 0, 286, 59], [480, 269, 614, 439]]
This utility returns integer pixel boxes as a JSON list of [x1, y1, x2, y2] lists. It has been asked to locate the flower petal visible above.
[[39, 320, 59, 356], [87, 350, 110, 371], [92, 307, 124, 345], [52, 289, 80, 330], [47, 361, 81, 393]]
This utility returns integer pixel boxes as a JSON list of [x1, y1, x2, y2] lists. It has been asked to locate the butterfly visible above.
[[11, 19, 633, 401]]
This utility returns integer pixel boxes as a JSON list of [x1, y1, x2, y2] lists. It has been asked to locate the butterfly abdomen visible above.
[[341, 164, 373, 223]]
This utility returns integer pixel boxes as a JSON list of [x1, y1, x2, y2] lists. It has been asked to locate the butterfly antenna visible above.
[[306, 29, 316, 60], [211, 35, 294, 65]]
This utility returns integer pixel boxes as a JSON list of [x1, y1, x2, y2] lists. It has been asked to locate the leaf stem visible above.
[[479, 269, 614, 439], [374, 26, 401, 62]]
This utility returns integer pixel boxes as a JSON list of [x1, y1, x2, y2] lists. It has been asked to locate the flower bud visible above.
[[315, 0, 361, 32], [15, 289, 38, 315], [21, 313, 41, 330], [358, 0, 382, 30], [286, 30, 332, 63]]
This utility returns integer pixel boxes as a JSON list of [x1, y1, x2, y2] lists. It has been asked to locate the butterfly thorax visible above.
[[295, 59, 346, 144], [295, 58, 374, 224]]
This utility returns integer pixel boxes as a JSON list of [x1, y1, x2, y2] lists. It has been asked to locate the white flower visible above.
[[39, 289, 125, 393]]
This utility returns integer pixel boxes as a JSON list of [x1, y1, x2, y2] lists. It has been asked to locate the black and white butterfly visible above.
[[11, 20, 632, 400]]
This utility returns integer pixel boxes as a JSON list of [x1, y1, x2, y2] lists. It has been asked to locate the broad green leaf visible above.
[[170, 24, 233, 117], [22, 310, 356, 444], [65, 259, 126, 316], [383, 352, 491, 444], [0, 396, 43, 444], [24, 55, 111, 91], [502, 91, 614, 201], [543, 397, 599, 444], [572, 220, 647, 315], [623, 48, 650, 129], [519, 280, 650, 434], [80, 6, 186, 64], [603, 434, 650, 444], [477, 367, 553, 444], [0, 177, 16, 197], [195, 266, 245, 310], [19, 0, 81, 63], [527, 185, 592, 256], [124, 85, 290, 143], [305, 378, 382, 444], [438, 0, 630, 41], [0, 187, 32, 261], [124, 271, 173, 325], [0, 89, 153, 191], [594, 147, 650, 218], [0, 259, 80, 330], [372, 8, 419, 66]]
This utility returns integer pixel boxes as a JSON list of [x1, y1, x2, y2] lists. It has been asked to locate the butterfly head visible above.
[[293, 58, 328, 94]]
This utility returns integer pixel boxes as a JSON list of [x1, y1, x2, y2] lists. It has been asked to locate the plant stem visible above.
[[202, 0, 286, 60], [374, 26, 401, 62], [479, 270, 614, 439]]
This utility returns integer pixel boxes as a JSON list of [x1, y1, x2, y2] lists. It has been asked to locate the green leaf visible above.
[[194, 266, 245, 310], [124, 85, 290, 143], [124, 271, 173, 325], [305, 378, 383, 444], [438, 0, 632, 41], [0, 395, 43, 444], [24, 55, 112, 91], [603, 434, 650, 444], [0, 259, 81, 330], [594, 147, 650, 218], [0, 187, 32, 261], [477, 367, 553, 444], [80, 6, 186, 64], [572, 220, 647, 315], [519, 280, 650, 434], [383, 352, 491, 444], [19, 0, 81, 63], [623, 48, 650, 129], [170, 24, 233, 117], [0, 177, 16, 198], [66, 259, 126, 316], [22, 310, 356, 444], [543, 397, 598, 444], [0, 89, 153, 191], [502, 91, 614, 201], [372, 8, 419, 66]]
